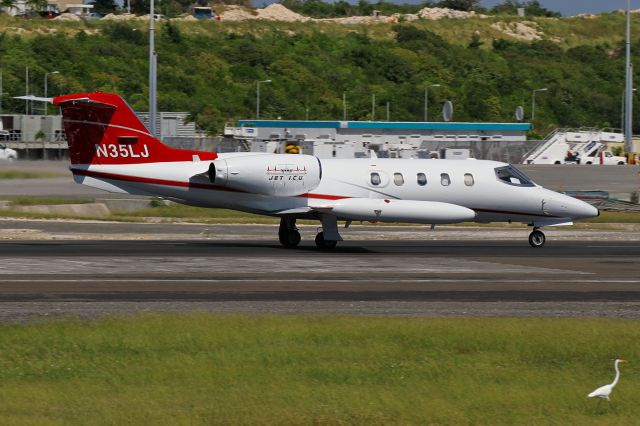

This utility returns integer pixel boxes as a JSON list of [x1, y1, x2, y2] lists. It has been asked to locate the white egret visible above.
[[587, 359, 626, 401]]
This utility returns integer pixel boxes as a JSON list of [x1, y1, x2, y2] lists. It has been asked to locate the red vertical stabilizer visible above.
[[53, 92, 217, 165]]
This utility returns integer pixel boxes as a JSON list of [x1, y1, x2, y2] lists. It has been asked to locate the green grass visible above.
[[0, 171, 67, 179], [6, 196, 94, 206], [0, 314, 638, 424]]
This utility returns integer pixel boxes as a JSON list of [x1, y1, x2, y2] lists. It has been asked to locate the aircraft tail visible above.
[[53, 92, 217, 165]]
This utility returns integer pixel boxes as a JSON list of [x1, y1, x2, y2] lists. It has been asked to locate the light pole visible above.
[[44, 70, 59, 115], [531, 87, 548, 128], [342, 91, 347, 121], [386, 101, 390, 121], [25, 66, 29, 115], [256, 79, 271, 120], [622, 88, 637, 133], [149, 0, 157, 137], [371, 93, 376, 121], [424, 84, 440, 122], [625, 0, 634, 159]]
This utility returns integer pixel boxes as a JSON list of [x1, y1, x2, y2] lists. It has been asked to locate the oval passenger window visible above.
[[417, 173, 427, 186], [440, 173, 450, 186], [370, 172, 381, 186], [464, 173, 474, 186], [394, 173, 404, 186]]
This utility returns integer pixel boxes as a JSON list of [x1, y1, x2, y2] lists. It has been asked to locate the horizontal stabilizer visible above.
[[14, 95, 53, 103]]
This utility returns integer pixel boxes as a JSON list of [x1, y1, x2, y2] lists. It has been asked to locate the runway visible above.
[[1, 229, 640, 320]]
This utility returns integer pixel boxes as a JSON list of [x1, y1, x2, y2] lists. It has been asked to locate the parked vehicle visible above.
[[583, 151, 627, 165], [0, 144, 17, 161]]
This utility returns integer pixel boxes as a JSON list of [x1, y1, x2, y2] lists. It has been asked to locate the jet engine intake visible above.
[[209, 154, 322, 197]]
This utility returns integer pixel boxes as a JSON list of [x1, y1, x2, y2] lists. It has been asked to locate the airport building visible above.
[[224, 120, 533, 162], [0, 112, 196, 159]]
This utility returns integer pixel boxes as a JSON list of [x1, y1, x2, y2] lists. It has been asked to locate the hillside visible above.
[[0, 9, 638, 136]]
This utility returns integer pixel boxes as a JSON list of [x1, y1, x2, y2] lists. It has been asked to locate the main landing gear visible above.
[[278, 215, 343, 250], [528, 228, 546, 248], [278, 216, 301, 248], [315, 232, 338, 250]]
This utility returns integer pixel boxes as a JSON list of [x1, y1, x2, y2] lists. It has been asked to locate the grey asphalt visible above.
[[0, 235, 639, 320]]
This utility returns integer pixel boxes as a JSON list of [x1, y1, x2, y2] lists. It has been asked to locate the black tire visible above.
[[585, 161, 592, 165], [528, 230, 546, 248], [554, 161, 561, 165], [618, 161, 625, 165], [279, 230, 301, 248], [315, 232, 337, 250]]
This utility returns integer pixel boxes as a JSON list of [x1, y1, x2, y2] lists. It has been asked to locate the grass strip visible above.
[[6, 196, 95, 206], [0, 314, 637, 424], [0, 171, 67, 179]]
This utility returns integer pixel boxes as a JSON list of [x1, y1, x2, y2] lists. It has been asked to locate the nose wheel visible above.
[[528, 229, 546, 248]]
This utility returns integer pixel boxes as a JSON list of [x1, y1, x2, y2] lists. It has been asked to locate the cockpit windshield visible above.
[[494, 165, 535, 187]]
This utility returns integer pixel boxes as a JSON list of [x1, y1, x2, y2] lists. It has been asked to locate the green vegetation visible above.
[[6, 196, 93, 205], [0, 12, 635, 136], [0, 170, 66, 179], [0, 314, 638, 424]]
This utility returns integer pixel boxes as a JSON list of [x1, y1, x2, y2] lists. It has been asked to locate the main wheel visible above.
[[315, 232, 337, 250], [279, 229, 301, 248], [528, 230, 546, 248]]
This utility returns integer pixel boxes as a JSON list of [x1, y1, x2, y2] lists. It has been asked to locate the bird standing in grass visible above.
[[588, 359, 626, 401]]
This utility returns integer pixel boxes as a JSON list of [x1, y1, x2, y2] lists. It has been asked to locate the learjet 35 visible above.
[[42, 92, 598, 249]]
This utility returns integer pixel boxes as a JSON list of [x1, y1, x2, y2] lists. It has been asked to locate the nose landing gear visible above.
[[528, 228, 546, 248]]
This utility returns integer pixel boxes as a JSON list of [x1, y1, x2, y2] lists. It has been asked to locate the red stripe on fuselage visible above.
[[71, 168, 350, 200]]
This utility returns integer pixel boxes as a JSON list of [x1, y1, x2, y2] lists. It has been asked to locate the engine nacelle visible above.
[[209, 154, 322, 197]]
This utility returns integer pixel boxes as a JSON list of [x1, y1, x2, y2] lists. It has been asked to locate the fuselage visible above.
[[72, 155, 597, 226]]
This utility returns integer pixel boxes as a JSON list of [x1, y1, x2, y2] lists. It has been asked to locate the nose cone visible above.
[[546, 194, 599, 219]]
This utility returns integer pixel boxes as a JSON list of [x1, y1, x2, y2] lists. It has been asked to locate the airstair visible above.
[[523, 128, 623, 164]]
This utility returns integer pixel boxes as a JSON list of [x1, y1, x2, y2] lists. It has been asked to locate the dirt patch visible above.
[[219, 5, 257, 22], [417, 7, 488, 20], [256, 4, 309, 22]]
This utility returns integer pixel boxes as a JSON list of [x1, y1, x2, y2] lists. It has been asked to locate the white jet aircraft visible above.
[[42, 92, 599, 249]]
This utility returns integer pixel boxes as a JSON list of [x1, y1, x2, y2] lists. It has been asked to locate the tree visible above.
[[491, 1, 560, 17], [437, 0, 479, 11], [0, 0, 16, 14], [91, 0, 117, 15], [26, 0, 47, 12]]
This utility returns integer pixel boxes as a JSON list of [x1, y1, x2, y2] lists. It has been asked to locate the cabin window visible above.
[[394, 173, 404, 186], [440, 173, 451, 186], [464, 173, 474, 186], [494, 165, 535, 187], [370, 172, 381, 186], [417, 173, 427, 186]]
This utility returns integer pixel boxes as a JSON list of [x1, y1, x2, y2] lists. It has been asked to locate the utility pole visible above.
[[386, 101, 390, 121], [149, 1, 157, 137]]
